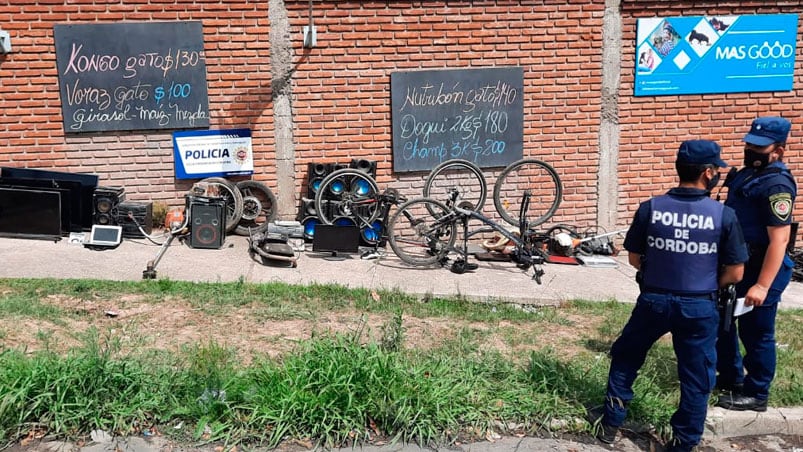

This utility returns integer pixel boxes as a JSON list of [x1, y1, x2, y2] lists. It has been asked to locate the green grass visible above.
[[0, 278, 801, 449]]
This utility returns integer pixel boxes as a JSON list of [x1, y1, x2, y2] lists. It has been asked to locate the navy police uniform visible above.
[[601, 140, 748, 452], [716, 117, 797, 403]]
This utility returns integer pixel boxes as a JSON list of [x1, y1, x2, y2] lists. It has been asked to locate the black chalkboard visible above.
[[54, 21, 210, 133], [391, 67, 524, 173]]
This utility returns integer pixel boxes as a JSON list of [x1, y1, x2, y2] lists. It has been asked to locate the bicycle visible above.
[[387, 188, 547, 283], [421, 158, 563, 228]]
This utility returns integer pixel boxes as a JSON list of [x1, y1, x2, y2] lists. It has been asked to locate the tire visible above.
[[197, 177, 244, 233], [423, 159, 487, 212], [314, 168, 381, 227], [387, 197, 456, 267], [234, 180, 278, 236], [493, 159, 562, 227]]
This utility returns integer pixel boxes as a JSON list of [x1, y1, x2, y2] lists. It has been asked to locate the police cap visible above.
[[744, 116, 791, 146], [676, 140, 727, 168]]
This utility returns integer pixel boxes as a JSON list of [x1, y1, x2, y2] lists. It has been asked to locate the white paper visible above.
[[733, 297, 754, 317]]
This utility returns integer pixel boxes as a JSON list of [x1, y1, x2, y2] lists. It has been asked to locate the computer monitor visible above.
[[312, 224, 360, 259]]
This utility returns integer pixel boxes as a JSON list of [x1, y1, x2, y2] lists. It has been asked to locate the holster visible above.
[[718, 284, 736, 333]]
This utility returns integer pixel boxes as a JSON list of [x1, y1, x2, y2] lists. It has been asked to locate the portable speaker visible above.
[[188, 196, 225, 249], [93, 186, 125, 226]]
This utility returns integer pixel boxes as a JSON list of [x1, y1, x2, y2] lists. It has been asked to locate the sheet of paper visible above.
[[733, 297, 754, 317]]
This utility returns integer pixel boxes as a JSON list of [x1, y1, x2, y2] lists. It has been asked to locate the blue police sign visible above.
[[635, 14, 798, 96]]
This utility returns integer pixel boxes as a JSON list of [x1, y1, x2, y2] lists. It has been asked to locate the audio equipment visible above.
[[93, 186, 125, 226], [187, 195, 225, 249], [115, 201, 153, 238], [301, 216, 319, 241], [360, 219, 384, 247], [307, 162, 331, 198], [350, 158, 377, 178]]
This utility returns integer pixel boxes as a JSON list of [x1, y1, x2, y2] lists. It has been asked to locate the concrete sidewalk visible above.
[[1, 234, 801, 309], [2, 234, 802, 451]]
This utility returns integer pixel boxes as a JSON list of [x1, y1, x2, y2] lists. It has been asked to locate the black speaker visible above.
[[115, 201, 153, 238], [307, 162, 331, 198], [93, 186, 125, 226], [187, 196, 225, 249], [359, 219, 384, 247], [350, 159, 377, 178]]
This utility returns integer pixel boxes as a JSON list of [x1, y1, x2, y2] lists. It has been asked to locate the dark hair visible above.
[[676, 162, 710, 182]]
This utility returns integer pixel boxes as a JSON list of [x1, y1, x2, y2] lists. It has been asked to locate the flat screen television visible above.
[[0, 167, 98, 230], [0, 187, 62, 240], [312, 224, 360, 259], [0, 179, 74, 233]]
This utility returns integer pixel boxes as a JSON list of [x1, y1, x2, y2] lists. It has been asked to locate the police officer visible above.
[[595, 140, 747, 452], [716, 117, 797, 411]]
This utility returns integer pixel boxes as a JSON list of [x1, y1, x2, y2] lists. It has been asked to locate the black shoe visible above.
[[716, 394, 768, 412], [664, 438, 694, 452], [594, 422, 618, 444], [715, 382, 744, 395]]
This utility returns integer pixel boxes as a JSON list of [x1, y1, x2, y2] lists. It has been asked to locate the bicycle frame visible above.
[[422, 188, 546, 283]]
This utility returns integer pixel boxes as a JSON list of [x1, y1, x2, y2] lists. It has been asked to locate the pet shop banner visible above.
[[635, 14, 798, 96], [172, 128, 254, 179]]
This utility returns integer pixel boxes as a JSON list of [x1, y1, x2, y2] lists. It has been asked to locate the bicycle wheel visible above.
[[423, 159, 487, 212], [493, 159, 562, 227], [197, 177, 244, 233], [314, 168, 381, 227], [233, 180, 278, 236], [387, 197, 456, 267]]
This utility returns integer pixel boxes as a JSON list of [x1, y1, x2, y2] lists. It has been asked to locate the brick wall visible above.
[[0, 0, 800, 245]]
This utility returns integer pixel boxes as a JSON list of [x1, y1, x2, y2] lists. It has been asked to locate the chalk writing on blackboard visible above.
[[391, 67, 524, 173], [54, 21, 210, 133]]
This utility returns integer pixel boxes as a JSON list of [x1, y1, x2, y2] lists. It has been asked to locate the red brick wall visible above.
[[0, 1, 800, 245]]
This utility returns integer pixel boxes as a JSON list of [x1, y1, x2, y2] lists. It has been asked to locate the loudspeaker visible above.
[[187, 196, 225, 249], [301, 216, 319, 241], [360, 219, 384, 247], [93, 186, 125, 226], [307, 162, 331, 198], [350, 159, 377, 178], [115, 201, 153, 238]]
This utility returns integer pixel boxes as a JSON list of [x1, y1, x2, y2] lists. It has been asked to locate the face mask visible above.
[[744, 149, 770, 168], [706, 171, 721, 192]]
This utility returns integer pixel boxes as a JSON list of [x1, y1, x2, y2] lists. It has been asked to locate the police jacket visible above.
[[624, 187, 748, 295], [724, 161, 797, 300]]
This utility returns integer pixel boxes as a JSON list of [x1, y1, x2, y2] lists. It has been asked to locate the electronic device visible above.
[[186, 195, 225, 249], [93, 186, 125, 225], [0, 187, 62, 240], [84, 224, 123, 248], [115, 201, 153, 238], [312, 224, 360, 259]]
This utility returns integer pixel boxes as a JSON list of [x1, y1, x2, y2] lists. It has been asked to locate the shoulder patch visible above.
[[769, 193, 793, 221]]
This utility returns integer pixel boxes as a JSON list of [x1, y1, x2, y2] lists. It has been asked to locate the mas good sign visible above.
[[54, 21, 210, 133], [391, 67, 524, 173], [635, 14, 798, 96]]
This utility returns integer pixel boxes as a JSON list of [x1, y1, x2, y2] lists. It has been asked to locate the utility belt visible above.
[[641, 286, 718, 301]]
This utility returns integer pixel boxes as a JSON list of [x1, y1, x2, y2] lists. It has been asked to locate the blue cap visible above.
[[676, 140, 727, 168], [744, 116, 791, 146]]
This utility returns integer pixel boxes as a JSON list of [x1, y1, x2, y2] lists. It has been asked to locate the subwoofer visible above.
[[350, 158, 377, 178], [187, 196, 225, 249], [93, 186, 125, 226]]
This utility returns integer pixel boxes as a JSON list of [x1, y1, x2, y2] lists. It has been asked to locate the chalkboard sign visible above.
[[391, 67, 524, 173], [54, 21, 210, 133]]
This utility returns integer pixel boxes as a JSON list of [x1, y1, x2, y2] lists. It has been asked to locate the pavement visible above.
[[1, 233, 802, 451]]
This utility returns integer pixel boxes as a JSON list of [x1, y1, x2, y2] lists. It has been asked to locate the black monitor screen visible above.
[[0, 187, 62, 239], [312, 224, 360, 255]]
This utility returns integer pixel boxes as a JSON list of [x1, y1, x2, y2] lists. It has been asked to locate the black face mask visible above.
[[744, 149, 771, 168], [706, 172, 721, 192]]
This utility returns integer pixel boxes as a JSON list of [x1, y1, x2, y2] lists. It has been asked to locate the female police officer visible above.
[[596, 140, 747, 452], [716, 117, 797, 411]]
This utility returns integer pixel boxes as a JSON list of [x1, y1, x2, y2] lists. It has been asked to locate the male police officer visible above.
[[716, 117, 797, 411], [596, 140, 747, 452]]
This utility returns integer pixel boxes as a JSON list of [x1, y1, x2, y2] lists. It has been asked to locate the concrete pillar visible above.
[[597, 0, 622, 231], [270, 0, 296, 220]]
